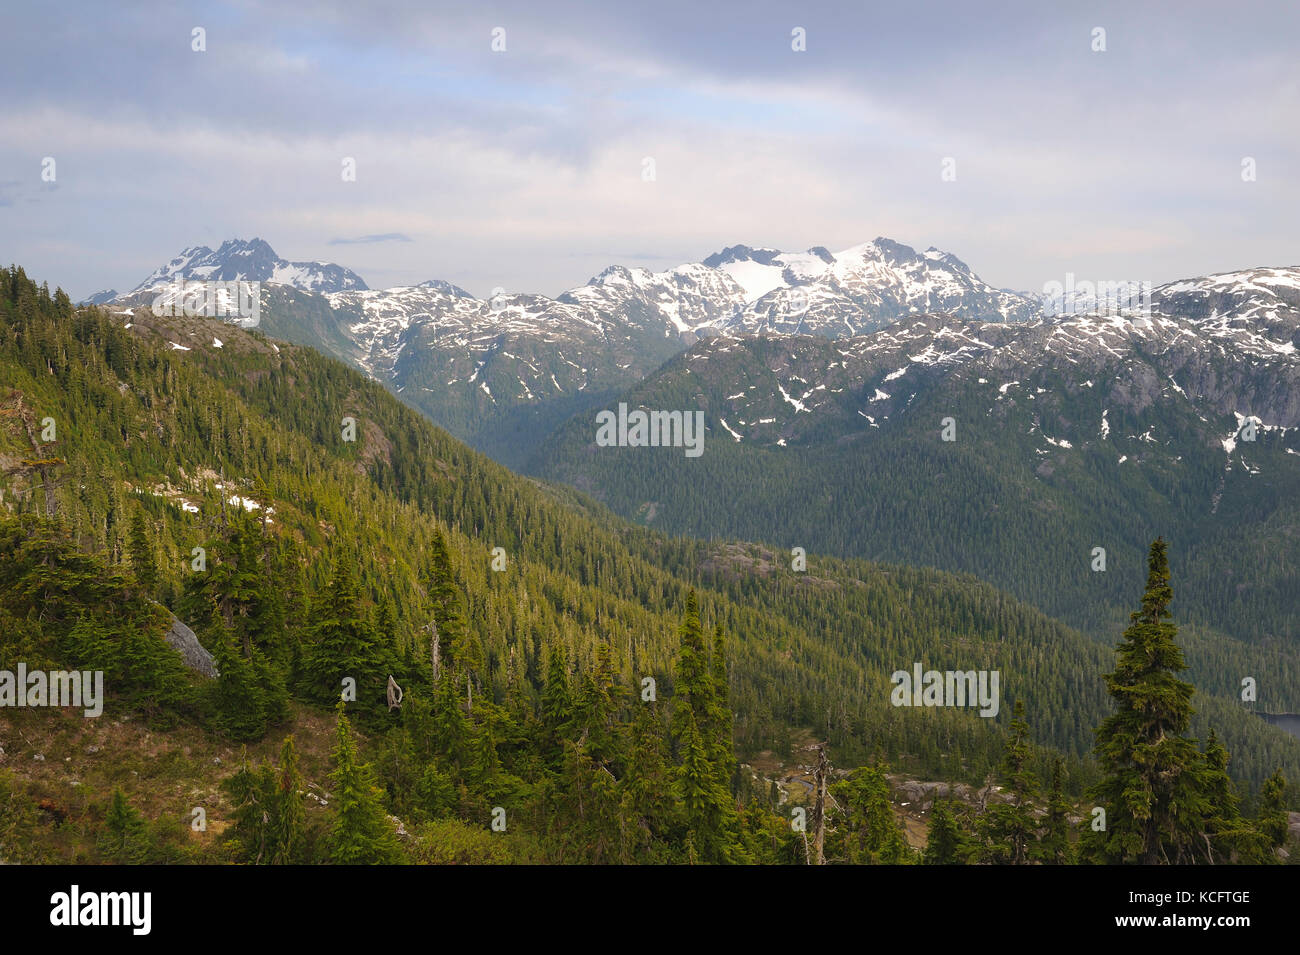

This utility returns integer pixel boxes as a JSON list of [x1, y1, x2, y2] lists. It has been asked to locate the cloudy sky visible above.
[[2, 0, 1297, 300]]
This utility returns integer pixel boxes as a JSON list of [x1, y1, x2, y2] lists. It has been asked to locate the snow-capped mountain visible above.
[[418, 278, 475, 298], [707, 238, 1038, 335], [130, 238, 368, 294], [312, 236, 1031, 428], [80, 288, 119, 305], [530, 264, 1300, 649], [583, 265, 1300, 451], [113, 236, 1299, 473]]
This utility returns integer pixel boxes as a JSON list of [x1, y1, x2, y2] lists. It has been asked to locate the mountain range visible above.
[[103, 236, 1046, 465], [97, 238, 1300, 683]]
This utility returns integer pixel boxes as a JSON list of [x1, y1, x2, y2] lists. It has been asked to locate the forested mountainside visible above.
[[531, 294, 1300, 667], [2, 266, 1295, 865]]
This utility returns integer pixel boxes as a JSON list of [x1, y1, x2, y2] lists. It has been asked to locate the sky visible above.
[[1, 0, 1297, 301]]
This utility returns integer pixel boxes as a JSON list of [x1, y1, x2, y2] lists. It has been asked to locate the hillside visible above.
[[530, 285, 1300, 674], [3, 265, 1296, 866]]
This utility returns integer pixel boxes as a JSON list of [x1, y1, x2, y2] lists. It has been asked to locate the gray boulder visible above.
[[162, 613, 219, 679]]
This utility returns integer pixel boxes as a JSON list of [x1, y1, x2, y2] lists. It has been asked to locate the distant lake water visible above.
[[1259, 713, 1300, 741]]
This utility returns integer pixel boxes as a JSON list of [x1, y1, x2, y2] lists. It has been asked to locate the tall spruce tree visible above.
[[327, 702, 403, 865], [1085, 538, 1208, 864], [126, 509, 157, 597], [674, 590, 713, 733], [923, 799, 969, 864], [978, 700, 1040, 864], [424, 530, 468, 672], [301, 551, 386, 708], [1258, 769, 1290, 854], [672, 594, 747, 864], [1040, 757, 1073, 864]]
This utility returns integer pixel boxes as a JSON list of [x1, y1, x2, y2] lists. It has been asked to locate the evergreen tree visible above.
[[1258, 769, 1290, 853], [831, 767, 911, 864], [223, 748, 275, 863], [301, 551, 386, 708], [99, 788, 151, 864], [269, 735, 306, 864], [708, 624, 736, 786], [430, 667, 470, 767], [209, 631, 267, 741], [979, 700, 1039, 864], [539, 646, 573, 766], [127, 509, 157, 597], [327, 703, 403, 865], [677, 710, 741, 864], [671, 594, 747, 863], [1085, 538, 1208, 864], [923, 799, 969, 864], [674, 590, 713, 733], [620, 700, 676, 862], [1040, 757, 1073, 864], [424, 530, 468, 671]]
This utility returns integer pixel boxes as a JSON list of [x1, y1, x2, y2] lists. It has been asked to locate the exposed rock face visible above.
[[162, 613, 218, 679]]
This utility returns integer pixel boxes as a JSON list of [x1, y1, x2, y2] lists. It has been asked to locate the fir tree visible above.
[[269, 735, 306, 865], [1258, 769, 1290, 853], [619, 699, 676, 861], [424, 530, 467, 671], [979, 700, 1039, 864], [674, 590, 713, 732], [1085, 538, 1208, 864], [327, 702, 403, 865], [677, 710, 736, 863], [539, 646, 572, 766], [99, 788, 151, 864], [923, 799, 969, 864], [708, 624, 736, 788], [126, 509, 157, 597], [1040, 757, 1073, 864], [301, 551, 386, 708], [223, 748, 275, 863], [832, 767, 911, 864]]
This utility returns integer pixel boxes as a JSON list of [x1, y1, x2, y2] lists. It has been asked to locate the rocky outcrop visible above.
[[161, 613, 218, 679]]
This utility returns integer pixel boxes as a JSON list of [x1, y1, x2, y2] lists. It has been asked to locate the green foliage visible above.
[[978, 700, 1041, 864], [1083, 539, 1277, 864], [127, 508, 158, 597], [1258, 770, 1290, 851], [1040, 758, 1074, 864], [301, 552, 389, 710], [208, 632, 289, 741], [923, 799, 970, 864], [327, 703, 404, 865], [98, 788, 151, 864], [830, 767, 912, 864]]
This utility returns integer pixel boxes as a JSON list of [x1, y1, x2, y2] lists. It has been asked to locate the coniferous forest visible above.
[[1, 267, 1295, 869]]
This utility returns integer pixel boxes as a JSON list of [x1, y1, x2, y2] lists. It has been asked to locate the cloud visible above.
[[328, 233, 413, 245], [0, 0, 1296, 299]]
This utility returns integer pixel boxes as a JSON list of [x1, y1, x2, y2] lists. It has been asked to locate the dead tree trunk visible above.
[[425, 620, 441, 683], [811, 743, 829, 865]]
